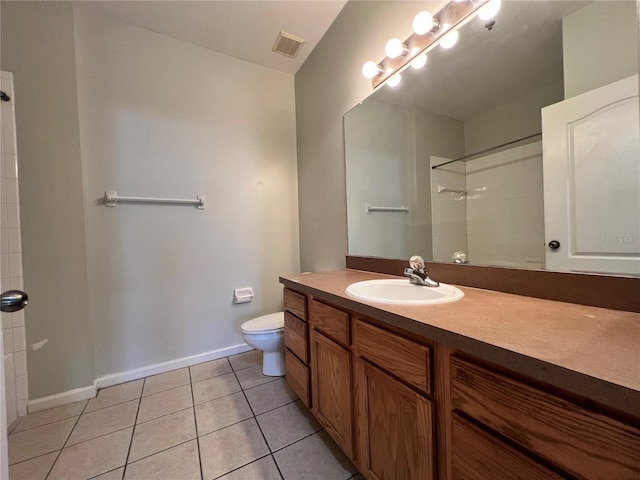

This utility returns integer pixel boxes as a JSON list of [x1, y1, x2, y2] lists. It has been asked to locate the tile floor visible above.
[[7, 350, 363, 480]]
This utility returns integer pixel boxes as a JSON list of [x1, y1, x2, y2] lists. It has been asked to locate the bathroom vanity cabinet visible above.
[[281, 272, 640, 480]]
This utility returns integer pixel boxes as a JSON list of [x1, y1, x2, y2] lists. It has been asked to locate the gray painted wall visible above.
[[345, 100, 412, 259], [295, 1, 447, 271], [2, 2, 299, 400], [563, 1, 638, 98], [1, 2, 95, 399], [464, 82, 564, 154], [74, 9, 299, 378]]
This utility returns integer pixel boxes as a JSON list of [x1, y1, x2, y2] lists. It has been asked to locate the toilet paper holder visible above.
[[234, 288, 255, 304]]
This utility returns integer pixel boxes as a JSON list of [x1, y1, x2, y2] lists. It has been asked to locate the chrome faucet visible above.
[[404, 255, 440, 287]]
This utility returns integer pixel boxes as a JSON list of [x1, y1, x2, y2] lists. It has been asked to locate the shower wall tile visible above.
[[430, 158, 468, 262], [13, 326, 26, 352], [1, 253, 10, 278], [9, 228, 21, 253], [1, 228, 8, 253], [12, 310, 24, 328], [466, 142, 545, 269], [6, 178, 19, 204], [5, 355, 17, 426], [4, 154, 18, 179], [11, 276, 24, 290], [7, 204, 20, 228], [9, 253, 22, 277], [15, 351, 27, 377], [4, 326, 13, 352], [17, 374, 28, 401], [1, 71, 28, 427], [2, 127, 16, 155]]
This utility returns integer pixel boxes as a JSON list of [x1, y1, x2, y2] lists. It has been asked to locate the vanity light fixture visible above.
[[412, 11, 439, 35], [478, 0, 501, 20], [439, 25, 460, 49], [385, 38, 409, 59], [361, 0, 490, 88], [362, 61, 383, 79], [386, 73, 402, 88], [410, 52, 428, 69]]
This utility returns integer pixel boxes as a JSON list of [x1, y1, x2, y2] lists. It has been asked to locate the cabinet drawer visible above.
[[284, 288, 307, 320], [309, 299, 349, 345], [354, 319, 431, 394], [452, 414, 563, 480], [285, 349, 310, 407], [284, 312, 308, 364], [450, 356, 640, 480]]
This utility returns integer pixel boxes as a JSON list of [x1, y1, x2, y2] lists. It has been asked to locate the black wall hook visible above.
[[0, 90, 10, 102]]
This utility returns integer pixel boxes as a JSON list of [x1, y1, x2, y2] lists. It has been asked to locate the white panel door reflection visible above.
[[543, 75, 640, 276]]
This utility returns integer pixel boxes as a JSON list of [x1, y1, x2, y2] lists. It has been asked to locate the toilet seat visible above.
[[241, 312, 284, 334]]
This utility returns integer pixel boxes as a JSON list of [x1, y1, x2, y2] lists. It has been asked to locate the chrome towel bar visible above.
[[104, 190, 205, 210], [365, 203, 409, 214]]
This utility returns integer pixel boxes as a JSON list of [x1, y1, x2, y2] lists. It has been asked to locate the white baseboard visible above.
[[95, 343, 253, 389], [28, 343, 253, 413], [28, 385, 97, 414]]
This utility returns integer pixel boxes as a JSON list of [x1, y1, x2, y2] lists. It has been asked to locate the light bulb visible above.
[[413, 11, 438, 35], [439, 26, 459, 49], [411, 53, 427, 69], [386, 73, 401, 88], [478, 0, 501, 20], [385, 38, 407, 59], [362, 61, 382, 79]]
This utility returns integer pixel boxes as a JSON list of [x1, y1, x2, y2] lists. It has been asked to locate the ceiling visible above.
[[74, 1, 348, 75]]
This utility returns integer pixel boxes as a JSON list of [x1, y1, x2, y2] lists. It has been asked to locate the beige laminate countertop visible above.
[[280, 269, 640, 418]]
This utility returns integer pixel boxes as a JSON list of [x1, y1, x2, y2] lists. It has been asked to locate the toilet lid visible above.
[[241, 312, 284, 333]]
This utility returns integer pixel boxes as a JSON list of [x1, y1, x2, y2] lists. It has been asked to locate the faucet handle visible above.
[[409, 255, 425, 271]]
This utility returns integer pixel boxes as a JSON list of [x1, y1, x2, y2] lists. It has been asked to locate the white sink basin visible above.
[[345, 279, 464, 305]]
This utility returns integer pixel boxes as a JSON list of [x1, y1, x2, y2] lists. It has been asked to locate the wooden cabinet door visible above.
[[310, 329, 353, 458], [355, 358, 434, 480]]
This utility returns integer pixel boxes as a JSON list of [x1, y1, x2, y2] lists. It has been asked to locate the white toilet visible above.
[[240, 312, 285, 376]]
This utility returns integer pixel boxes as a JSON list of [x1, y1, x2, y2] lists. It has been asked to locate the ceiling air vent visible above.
[[272, 31, 305, 58]]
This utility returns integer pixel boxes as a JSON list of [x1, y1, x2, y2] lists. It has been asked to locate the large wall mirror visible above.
[[345, 0, 639, 276]]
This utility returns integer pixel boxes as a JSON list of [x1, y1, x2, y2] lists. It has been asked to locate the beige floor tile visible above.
[[137, 385, 193, 424], [228, 350, 262, 371], [190, 358, 232, 383], [199, 418, 270, 480], [91, 467, 125, 479], [124, 439, 201, 480], [67, 400, 138, 447], [8, 417, 76, 465], [86, 380, 143, 413], [48, 427, 133, 480], [218, 455, 282, 480], [236, 365, 279, 390], [129, 408, 196, 462], [273, 431, 357, 480], [142, 368, 190, 397], [8, 451, 58, 480], [192, 372, 241, 405], [244, 378, 297, 415], [257, 400, 322, 451], [13, 401, 87, 433], [194, 391, 252, 436]]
